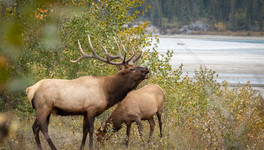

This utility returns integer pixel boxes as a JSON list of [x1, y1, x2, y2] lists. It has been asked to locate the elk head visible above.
[[71, 35, 149, 84], [96, 122, 107, 142]]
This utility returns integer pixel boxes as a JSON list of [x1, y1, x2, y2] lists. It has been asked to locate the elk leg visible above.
[[156, 112, 163, 138], [40, 114, 57, 150], [126, 123, 131, 147], [87, 115, 95, 150], [80, 114, 88, 150], [32, 119, 42, 150], [135, 119, 144, 144], [147, 117, 155, 143]]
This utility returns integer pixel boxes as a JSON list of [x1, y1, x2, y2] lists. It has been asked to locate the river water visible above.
[[155, 35, 264, 94]]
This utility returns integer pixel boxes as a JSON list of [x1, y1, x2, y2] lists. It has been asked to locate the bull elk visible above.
[[26, 35, 149, 150], [96, 84, 164, 147]]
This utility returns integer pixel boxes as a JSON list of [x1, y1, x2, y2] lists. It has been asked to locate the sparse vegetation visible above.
[[1, 63, 263, 149]]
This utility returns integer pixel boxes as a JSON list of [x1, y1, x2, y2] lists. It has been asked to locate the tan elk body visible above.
[[26, 35, 149, 150], [97, 84, 165, 146]]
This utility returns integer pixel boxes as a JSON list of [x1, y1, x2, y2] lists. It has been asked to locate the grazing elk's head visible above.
[[96, 122, 108, 142], [71, 35, 149, 83]]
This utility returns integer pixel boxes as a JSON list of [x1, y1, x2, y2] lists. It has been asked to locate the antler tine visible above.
[[70, 40, 92, 63], [101, 45, 120, 60], [126, 48, 136, 63], [113, 37, 124, 60], [121, 44, 136, 64], [132, 49, 143, 63], [121, 44, 130, 64], [121, 44, 127, 53], [100, 45, 122, 66], [87, 35, 96, 55], [122, 51, 127, 64]]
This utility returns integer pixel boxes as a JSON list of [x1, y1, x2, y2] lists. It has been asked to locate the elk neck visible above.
[[104, 110, 123, 132], [102, 73, 137, 110]]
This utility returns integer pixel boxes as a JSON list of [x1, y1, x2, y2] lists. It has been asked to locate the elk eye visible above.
[[130, 68, 135, 71]]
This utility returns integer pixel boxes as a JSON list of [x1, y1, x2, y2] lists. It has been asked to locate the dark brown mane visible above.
[[102, 72, 142, 110]]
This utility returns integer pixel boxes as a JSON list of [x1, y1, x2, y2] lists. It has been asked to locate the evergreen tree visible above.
[[142, 0, 264, 32]]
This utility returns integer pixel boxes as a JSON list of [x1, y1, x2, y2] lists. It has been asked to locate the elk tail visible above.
[[26, 87, 35, 109]]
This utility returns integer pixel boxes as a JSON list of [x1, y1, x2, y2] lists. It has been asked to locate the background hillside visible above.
[[137, 0, 264, 34]]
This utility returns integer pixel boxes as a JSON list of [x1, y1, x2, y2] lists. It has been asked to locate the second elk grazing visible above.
[[96, 84, 165, 147], [26, 35, 149, 150]]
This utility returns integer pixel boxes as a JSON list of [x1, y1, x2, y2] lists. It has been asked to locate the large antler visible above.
[[71, 35, 142, 66], [71, 35, 125, 65]]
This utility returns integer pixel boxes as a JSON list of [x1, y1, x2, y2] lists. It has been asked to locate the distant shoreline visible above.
[[157, 34, 264, 40]]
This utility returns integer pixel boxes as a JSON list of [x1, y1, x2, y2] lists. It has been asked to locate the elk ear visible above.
[[120, 70, 126, 75], [99, 126, 103, 131]]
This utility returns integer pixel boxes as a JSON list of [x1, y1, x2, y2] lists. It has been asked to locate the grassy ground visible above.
[[1, 111, 177, 150], [2, 98, 264, 150]]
